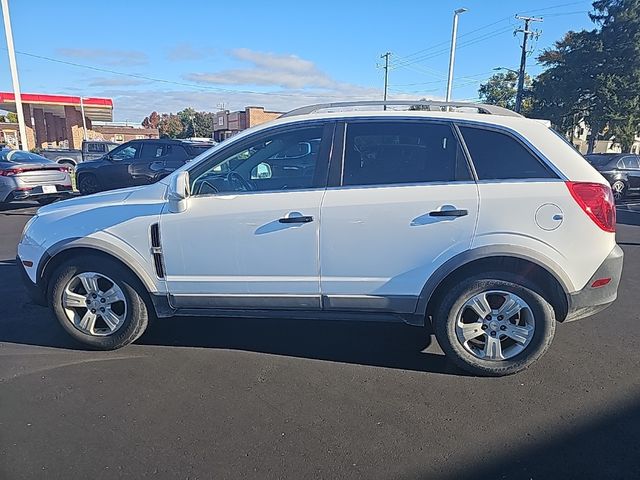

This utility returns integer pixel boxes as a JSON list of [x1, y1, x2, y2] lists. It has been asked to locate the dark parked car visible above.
[[584, 153, 640, 200], [75, 139, 214, 195]]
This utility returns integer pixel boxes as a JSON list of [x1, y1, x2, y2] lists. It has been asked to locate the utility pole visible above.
[[380, 52, 391, 110], [1, 0, 28, 150], [514, 15, 542, 113]]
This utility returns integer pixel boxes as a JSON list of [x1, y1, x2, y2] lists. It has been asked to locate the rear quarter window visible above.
[[459, 126, 556, 180]]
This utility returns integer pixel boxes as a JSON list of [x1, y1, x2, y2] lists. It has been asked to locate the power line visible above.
[[519, 0, 585, 15], [391, 25, 514, 70], [391, 1, 586, 70], [393, 16, 513, 65]]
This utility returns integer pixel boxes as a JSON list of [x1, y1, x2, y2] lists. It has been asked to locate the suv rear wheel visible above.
[[48, 256, 149, 349], [433, 275, 556, 376]]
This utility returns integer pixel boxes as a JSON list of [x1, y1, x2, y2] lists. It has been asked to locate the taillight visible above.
[[0, 168, 21, 176], [566, 181, 616, 233]]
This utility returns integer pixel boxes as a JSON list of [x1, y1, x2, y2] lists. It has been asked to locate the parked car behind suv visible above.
[[584, 153, 640, 200], [40, 140, 118, 168], [75, 138, 214, 195], [0, 148, 72, 204], [18, 101, 622, 376]]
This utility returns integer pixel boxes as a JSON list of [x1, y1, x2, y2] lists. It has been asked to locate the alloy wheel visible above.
[[455, 290, 535, 361], [61, 272, 127, 336]]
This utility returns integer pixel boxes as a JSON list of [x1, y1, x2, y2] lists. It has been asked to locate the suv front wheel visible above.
[[48, 256, 150, 349], [433, 275, 556, 376]]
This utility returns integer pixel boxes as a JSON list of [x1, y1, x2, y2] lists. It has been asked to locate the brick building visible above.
[[93, 124, 159, 143], [213, 106, 282, 142]]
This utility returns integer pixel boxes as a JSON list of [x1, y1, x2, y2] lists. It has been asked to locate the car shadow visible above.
[[0, 262, 465, 376], [137, 315, 466, 375], [0, 201, 38, 214]]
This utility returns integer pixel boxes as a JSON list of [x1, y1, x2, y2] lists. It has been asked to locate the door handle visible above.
[[429, 209, 468, 217], [279, 215, 314, 224]]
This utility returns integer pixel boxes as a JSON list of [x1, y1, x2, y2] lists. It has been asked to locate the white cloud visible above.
[[83, 48, 438, 122], [184, 48, 337, 89], [94, 86, 433, 123], [88, 77, 148, 87], [56, 48, 148, 66]]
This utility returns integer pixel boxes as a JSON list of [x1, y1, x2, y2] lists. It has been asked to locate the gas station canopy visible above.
[[0, 92, 113, 122]]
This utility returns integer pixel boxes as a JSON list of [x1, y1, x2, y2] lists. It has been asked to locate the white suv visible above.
[[18, 101, 623, 376]]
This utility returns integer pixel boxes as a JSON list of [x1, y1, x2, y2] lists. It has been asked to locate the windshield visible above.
[[0, 149, 50, 164]]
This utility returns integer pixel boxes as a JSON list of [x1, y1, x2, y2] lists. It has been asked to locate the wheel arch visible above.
[[56, 157, 77, 166], [418, 247, 571, 324], [39, 241, 158, 300]]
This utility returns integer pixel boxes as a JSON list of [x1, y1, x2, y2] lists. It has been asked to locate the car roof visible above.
[[240, 109, 551, 141]]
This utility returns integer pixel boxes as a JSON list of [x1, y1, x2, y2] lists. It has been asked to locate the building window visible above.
[[218, 116, 224, 126]]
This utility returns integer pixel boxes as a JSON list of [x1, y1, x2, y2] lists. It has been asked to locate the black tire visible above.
[[78, 173, 100, 195], [611, 180, 627, 201], [433, 274, 556, 377], [48, 256, 149, 350]]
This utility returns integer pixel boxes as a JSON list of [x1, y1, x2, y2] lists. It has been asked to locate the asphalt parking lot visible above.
[[1, 201, 639, 480]]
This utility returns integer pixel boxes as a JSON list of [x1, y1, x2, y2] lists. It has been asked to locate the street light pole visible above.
[[445, 7, 468, 104], [381, 52, 391, 111], [1, 0, 28, 150]]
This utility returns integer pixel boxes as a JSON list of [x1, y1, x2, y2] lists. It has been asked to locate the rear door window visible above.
[[622, 156, 640, 170], [342, 121, 471, 186], [86, 143, 106, 153], [140, 143, 165, 159], [459, 126, 556, 180]]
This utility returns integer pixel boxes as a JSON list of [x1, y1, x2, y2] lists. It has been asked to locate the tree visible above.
[[478, 71, 532, 114], [154, 108, 215, 138], [177, 108, 197, 138], [591, 0, 640, 152], [142, 111, 160, 129], [6, 112, 17, 123], [531, 29, 608, 152], [191, 111, 214, 138], [158, 113, 183, 138], [532, 2, 640, 152]]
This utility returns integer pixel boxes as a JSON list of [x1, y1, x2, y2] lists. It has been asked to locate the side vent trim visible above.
[[150, 223, 165, 278]]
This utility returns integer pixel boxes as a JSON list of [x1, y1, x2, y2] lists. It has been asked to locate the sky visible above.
[[0, 0, 597, 122]]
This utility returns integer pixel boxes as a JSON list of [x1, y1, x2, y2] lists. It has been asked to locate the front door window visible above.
[[189, 127, 324, 196]]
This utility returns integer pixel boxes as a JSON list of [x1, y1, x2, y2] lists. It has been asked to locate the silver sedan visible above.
[[0, 149, 73, 205]]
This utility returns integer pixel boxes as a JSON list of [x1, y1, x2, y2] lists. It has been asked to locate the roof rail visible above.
[[281, 100, 523, 118]]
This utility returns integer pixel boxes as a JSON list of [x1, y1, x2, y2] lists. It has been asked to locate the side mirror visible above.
[[168, 170, 190, 213]]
